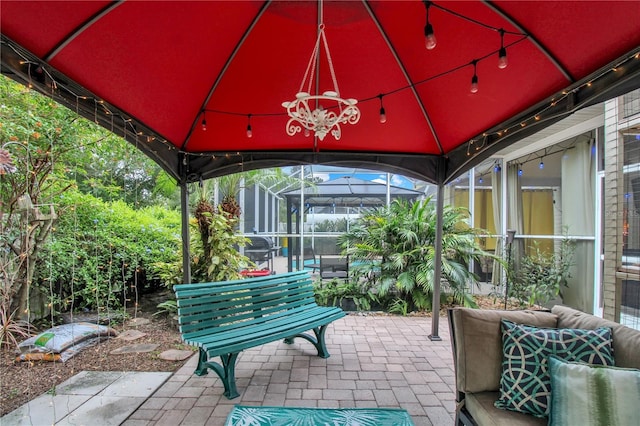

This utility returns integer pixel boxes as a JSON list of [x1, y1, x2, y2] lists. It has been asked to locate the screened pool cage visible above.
[[222, 167, 429, 272]]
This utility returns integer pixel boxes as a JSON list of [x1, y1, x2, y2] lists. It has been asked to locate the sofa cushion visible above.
[[465, 392, 546, 426], [450, 308, 557, 393], [552, 305, 640, 369], [548, 355, 640, 426], [495, 320, 614, 418]]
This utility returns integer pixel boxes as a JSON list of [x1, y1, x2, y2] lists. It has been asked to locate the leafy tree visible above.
[[1, 76, 83, 319], [0, 74, 177, 320], [339, 198, 493, 311]]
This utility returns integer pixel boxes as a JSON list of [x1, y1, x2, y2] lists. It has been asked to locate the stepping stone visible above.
[[110, 343, 158, 355], [158, 349, 193, 361], [127, 317, 151, 326], [116, 329, 147, 341]]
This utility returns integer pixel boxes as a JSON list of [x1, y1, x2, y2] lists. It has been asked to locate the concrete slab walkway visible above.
[[2, 371, 171, 425]]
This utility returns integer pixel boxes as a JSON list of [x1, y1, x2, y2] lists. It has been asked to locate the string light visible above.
[[378, 94, 387, 124], [470, 60, 479, 93], [201, 112, 207, 131], [4, 17, 638, 172], [498, 29, 508, 69], [518, 166, 523, 176], [246, 114, 253, 138], [423, 1, 436, 50]]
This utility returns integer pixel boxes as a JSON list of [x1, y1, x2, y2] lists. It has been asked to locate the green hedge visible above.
[[35, 190, 181, 313]]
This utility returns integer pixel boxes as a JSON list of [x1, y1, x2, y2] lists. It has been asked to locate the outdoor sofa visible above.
[[449, 305, 640, 425]]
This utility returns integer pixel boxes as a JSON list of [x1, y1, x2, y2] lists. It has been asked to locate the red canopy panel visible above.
[[2, 1, 639, 184]]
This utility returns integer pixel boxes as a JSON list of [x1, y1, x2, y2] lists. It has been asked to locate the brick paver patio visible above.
[[123, 313, 455, 426]]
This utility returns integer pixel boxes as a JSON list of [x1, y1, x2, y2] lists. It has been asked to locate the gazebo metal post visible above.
[[180, 159, 191, 284], [300, 166, 305, 271], [429, 159, 447, 341], [286, 197, 293, 272]]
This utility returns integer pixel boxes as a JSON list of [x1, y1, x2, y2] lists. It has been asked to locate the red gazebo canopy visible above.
[[2, 1, 639, 184]]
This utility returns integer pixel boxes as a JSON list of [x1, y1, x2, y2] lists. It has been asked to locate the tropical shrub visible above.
[[509, 238, 575, 307], [313, 278, 381, 311], [189, 210, 252, 283], [338, 198, 493, 311], [0, 283, 33, 348]]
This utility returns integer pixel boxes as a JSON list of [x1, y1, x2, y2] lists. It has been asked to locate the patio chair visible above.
[[319, 255, 349, 280], [304, 247, 321, 273]]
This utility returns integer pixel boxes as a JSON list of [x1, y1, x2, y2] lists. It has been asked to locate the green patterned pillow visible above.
[[548, 355, 640, 426], [494, 320, 613, 418]]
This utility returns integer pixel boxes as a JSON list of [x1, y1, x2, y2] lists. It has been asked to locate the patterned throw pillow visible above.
[[494, 320, 614, 418], [548, 355, 640, 426]]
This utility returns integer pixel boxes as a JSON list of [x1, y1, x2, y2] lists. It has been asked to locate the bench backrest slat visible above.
[[176, 279, 312, 313], [181, 303, 321, 341], [173, 271, 320, 337], [175, 270, 309, 295], [178, 295, 316, 335]]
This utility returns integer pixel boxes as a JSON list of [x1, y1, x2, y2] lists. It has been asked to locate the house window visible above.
[[623, 89, 640, 118]]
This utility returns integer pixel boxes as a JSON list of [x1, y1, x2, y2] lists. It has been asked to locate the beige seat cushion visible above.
[[450, 308, 557, 393], [465, 392, 547, 426]]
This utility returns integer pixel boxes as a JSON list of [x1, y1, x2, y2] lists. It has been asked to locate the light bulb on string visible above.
[[201, 112, 207, 131], [470, 60, 479, 93], [539, 160, 544, 169], [518, 167, 523, 176], [423, 1, 436, 50], [246, 114, 253, 138], [378, 94, 387, 124], [478, 176, 484, 184], [498, 29, 508, 69]]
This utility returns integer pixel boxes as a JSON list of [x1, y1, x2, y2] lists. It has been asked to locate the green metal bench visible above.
[[173, 270, 345, 399]]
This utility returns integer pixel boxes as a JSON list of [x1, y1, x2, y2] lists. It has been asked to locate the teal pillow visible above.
[[494, 320, 613, 418], [548, 355, 640, 426]]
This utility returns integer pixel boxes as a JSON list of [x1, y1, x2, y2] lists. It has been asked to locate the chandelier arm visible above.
[[320, 28, 340, 96], [300, 29, 323, 94]]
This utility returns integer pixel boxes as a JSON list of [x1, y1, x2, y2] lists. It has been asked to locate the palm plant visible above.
[[339, 198, 493, 311]]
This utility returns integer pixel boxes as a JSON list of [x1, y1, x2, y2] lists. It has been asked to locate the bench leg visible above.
[[283, 324, 330, 358], [193, 348, 240, 399]]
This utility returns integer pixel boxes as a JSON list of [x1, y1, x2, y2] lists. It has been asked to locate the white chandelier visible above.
[[282, 21, 360, 141]]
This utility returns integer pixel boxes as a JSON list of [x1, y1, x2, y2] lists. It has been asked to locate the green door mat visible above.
[[225, 405, 414, 426]]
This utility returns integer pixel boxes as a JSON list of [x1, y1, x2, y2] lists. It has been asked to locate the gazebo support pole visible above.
[[180, 182, 191, 284], [180, 158, 191, 284], [287, 197, 293, 272], [429, 162, 446, 341]]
